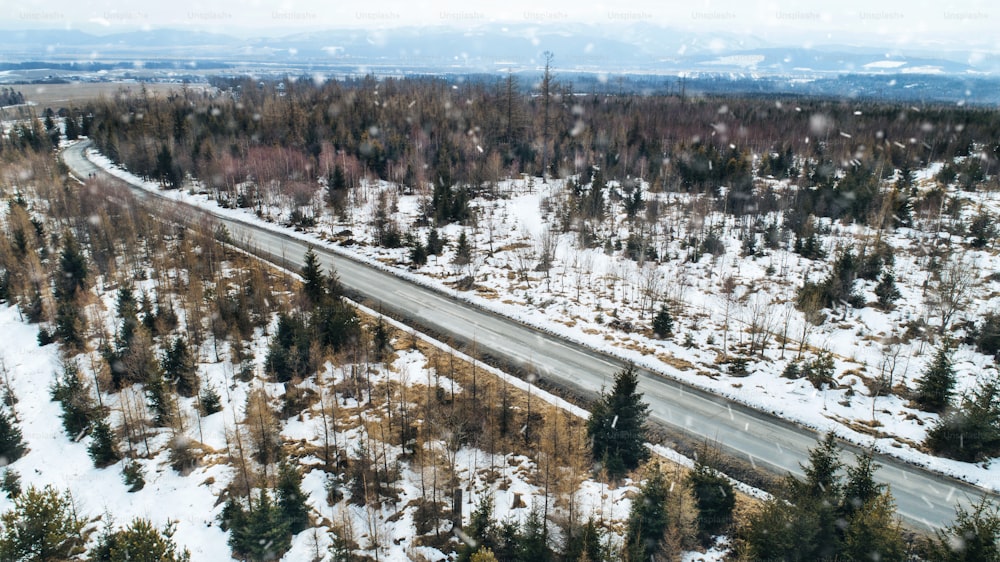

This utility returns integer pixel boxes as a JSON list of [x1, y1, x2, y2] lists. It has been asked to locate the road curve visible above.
[[62, 140, 990, 531]]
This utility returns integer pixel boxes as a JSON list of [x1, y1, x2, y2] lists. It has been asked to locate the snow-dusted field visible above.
[[78, 141, 1000, 493]]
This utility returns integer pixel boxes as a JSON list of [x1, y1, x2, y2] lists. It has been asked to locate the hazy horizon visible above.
[[7, 0, 999, 54]]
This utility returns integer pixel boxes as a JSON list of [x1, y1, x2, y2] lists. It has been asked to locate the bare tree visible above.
[[927, 255, 977, 335]]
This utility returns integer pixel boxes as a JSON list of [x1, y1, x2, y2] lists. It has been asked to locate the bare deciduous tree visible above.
[[927, 256, 977, 335]]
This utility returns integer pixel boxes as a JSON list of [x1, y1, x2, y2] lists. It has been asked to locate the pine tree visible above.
[[0, 408, 26, 465], [843, 492, 906, 562], [926, 375, 1000, 462], [57, 230, 88, 297], [198, 384, 222, 416], [326, 165, 348, 210], [145, 372, 176, 427], [651, 304, 673, 338], [587, 364, 650, 477], [276, 462, 310, 535], [50, 362, 97, 439], [88, 417, 122, 469], [0, 485, 86, 561], [687, 454, 734, 541], [224, 490, 292, 562], [409, 240, 427, 266], [426, 228, 445, 255], [454, 231, 472, 267], [90, 518, 191, 562], [875, 270, 902, 309], [516, 509, 551, 562], [162, 337, 199, 398], [915, 342, 956, 413], [64, 115, 79, 141], [924, 497, 1000, 562], [300, 248, 326, 307], [623, 464, 670, 562]]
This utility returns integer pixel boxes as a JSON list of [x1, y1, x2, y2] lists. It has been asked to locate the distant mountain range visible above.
[[1, 24, 997, 104], [0, 24, 994, 76]]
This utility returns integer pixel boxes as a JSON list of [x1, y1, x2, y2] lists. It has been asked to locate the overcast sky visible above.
[[10, 0, 1000, 52]]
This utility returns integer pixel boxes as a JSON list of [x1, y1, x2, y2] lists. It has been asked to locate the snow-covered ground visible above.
[[76, 140, 1000, 493], [0, 238, 732, 561]]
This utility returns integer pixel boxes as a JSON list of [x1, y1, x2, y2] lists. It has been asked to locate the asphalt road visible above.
[[62, 140, 991, 531]]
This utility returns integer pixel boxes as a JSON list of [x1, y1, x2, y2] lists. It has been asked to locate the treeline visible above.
[[0, 88, 24, 106], [81, 72, 1000, 206]]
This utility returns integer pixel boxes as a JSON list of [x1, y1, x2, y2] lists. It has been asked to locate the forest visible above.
[[2, 69, 1000, 560]]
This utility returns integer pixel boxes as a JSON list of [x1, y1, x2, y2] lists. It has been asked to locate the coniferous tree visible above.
[[90, 518, 191, 562], [623, 464, 670, 562], [454, 231, 472, 267], [426, 228, 445, 255], [276, 462, 310, 535], [50, 362, 97, 439], [88, 416, 122, 469], [57, 230, 88, 297], [516, 508, 551, 562], [914, 342, 956, 413], [162, 337, 199, 398], [145, 372, 176, 427], [587, 364, 650, 477], [924, 497, 1000, 562], [300, 248, 325, 307], [223, 490, 292, 562], [651, 304, 673, 338], [926, 375, 1000, 462], [198, 384, 222, 416], [0, 485, 86, 561], [741, 434, 907, 561], [0, 408, 26, 465], [875, 270, 902, 310], [687, 453, 735, 542]]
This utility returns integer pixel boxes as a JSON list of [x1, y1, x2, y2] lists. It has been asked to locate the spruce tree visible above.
[[88, 417, 122, 469], [516, 509, 551, 562], [875, 270, 902, 310], [915, 342, 956, 413], [50, 362, 97, 439], [687, 453, 735, 541], [0, 408, 26, 464], [90, 518, 191, 562], [225, 490, 292, 562], [924, 497, 1000, 561], [651, 304, 673, 338], [0, 485, 86, 561], [587, 364, 650, 477], [198, 384, 222, 416], [57, 230, 88, 297], [300, 248, 326, 307], [623, 464, 670, 561], [276, 462, 310, 535], [454, 231, 472, 266], [162, 337, 198, 398], [926, 375, 1000, 462]]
